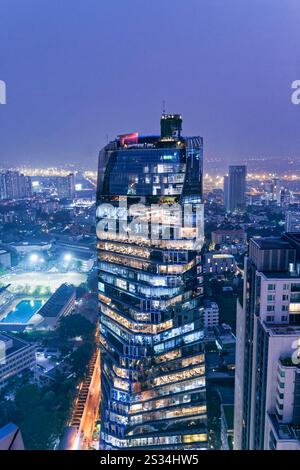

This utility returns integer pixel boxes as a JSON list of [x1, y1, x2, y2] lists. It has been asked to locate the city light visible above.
[[29, 253, 39, 263], [63, 253, 72, 262], [1, 1, 299, 456]]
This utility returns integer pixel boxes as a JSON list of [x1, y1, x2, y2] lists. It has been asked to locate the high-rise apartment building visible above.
[[0, 173, 6, 199], [0, 171, 32, 200], [96, 114, 207, 449], [286, 211, 300, 233], [19, 174, 32, 198], [234, 235, 300, 450], [3, 171, 20, 199], [225, 165, 246, 212], [56, 173, 75, 199], [223, 175, 229, 209]]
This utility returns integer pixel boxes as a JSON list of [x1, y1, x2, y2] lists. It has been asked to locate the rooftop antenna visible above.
[[162, 100, 166, 115]]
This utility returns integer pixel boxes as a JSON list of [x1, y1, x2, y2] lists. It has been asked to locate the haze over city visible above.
[[2, 0, 300, 460], [1, 0, 300, 168]]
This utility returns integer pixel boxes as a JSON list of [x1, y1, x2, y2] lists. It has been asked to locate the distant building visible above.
[[3, 171, 20, 199], [211, 228, 246, 246], [223, 175, 229, 209], [0, 333, 36, 388], [56, 248, 95, 272], [37, 283, 76, 330], [286, 211, 300, 233], [19, 174, 32, 198], [9, 240, 52, 254], [203, 300, 219, 327], [0, 173, 6, 199], [56, 173, 75, 199], [0, 171, 31, 200], [0, 423, 25, 450], [204, 252, 236, 274], [272, 177, 281, 204], [226, 165, 247, 212]]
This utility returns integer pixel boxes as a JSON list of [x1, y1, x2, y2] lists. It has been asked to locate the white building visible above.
[[203, 300, 219, 327], [204, 252, 236, 274], [234, 236, 300, 450], [286, 211, 300, 233], [0, 333, 36, 388]]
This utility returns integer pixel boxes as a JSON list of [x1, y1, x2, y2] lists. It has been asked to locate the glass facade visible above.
[[96, 115, 207, 449]]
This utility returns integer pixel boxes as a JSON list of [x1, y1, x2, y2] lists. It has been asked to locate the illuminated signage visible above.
[[119, 132, 139, 146]]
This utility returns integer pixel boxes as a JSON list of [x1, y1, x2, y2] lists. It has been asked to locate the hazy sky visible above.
[[0, 0, 300, 168]]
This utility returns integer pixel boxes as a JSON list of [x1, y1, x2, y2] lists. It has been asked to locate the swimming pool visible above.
[[1, 300, 43, 324]]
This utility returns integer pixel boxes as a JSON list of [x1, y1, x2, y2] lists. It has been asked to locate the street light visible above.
[[64, 253, 72, 262], [29, 253, 39, 263]]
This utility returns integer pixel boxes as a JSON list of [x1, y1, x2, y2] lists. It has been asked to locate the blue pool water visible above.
[[1, 300, 43, 324]]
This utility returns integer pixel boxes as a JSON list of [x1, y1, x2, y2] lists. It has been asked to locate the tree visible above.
[[76, 282, 88, 299], [70, 342, 94, 376], [42, 390, 56, 407], [58, 314, 95, 340]]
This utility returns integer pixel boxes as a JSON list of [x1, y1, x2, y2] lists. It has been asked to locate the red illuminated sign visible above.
[[119, 132, 139, 146]]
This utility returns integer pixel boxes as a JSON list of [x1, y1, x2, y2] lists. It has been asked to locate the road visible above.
[[79, 348, 100, 450], [69, 346, 100, 450]]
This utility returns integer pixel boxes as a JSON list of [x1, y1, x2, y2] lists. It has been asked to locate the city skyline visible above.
[[1, 0, 300, 167], [2, 0, 300, 458]]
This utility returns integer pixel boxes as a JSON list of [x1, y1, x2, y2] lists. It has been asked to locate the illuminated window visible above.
[[183, 433, 207, 444]]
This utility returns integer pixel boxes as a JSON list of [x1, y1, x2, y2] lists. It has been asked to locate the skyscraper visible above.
[[96, 114, 207, 449], [0, 171, 32, 200], [223, 175, 229, 209], [226, 165, 247, 212], [0, 173, 6, 200], [234, 235, 300, 450], [56, 173, 75, 199], [19, 174, 32, 198], [2, 171, 20, 199], [272, 177, 281, 205]]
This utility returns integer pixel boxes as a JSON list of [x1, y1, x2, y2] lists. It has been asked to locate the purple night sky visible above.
[[0, 0, 300, 168]]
